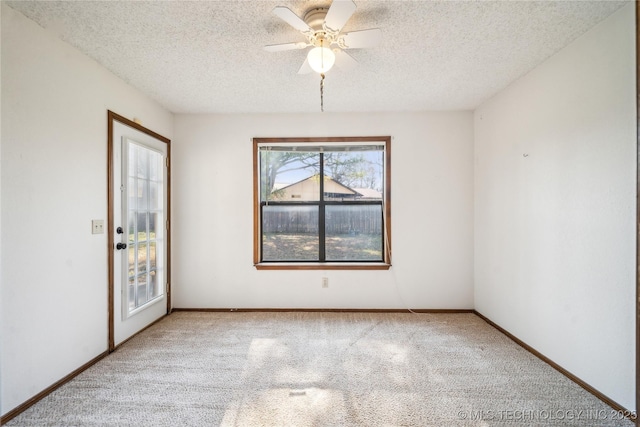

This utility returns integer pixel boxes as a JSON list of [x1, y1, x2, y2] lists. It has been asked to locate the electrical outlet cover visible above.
[[92, 219, 104, 234]]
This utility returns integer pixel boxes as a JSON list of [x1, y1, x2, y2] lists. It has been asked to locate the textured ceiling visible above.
[[6, 0, 629, 113]]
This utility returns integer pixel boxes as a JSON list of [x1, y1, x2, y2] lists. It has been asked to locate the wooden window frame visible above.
[[253, 136, 392, 270]]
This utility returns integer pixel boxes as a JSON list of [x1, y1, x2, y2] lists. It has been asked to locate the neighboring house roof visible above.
[[277, 174, 356, 193], [271, 174, 365, 200], [352, 188, 382, 199]]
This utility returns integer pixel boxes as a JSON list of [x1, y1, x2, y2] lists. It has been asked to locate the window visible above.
[[253, 137, 391, 270]]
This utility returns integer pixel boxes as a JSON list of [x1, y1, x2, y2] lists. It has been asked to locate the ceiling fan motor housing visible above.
[[304, 7, 329, 30]]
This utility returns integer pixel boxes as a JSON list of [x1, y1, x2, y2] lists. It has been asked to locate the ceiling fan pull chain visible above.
[[320, 73, 325, 112]]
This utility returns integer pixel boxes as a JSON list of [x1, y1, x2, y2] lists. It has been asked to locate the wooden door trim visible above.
[[107, 111, 171, 352]]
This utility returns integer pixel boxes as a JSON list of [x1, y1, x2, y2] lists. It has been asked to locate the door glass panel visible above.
[[149, 152, 159, 181], [136, 273, 148, 306], [128, 215, 136, 245], [128, 246, 135, 276], [149, 242, 157, 270], [137, 180, 148, 210], [137, 212, 148, 240], [150, 271, 160, 298], [151, 234, 164, 270], [128, 177, 136, 211], [150, 182, 159, 210], [136, 145, 148, 179], [149, 213, 157, 237], [128, 276, 135, 312], [125, 141, 164, 315], [137, 242, 148, 273], [128, 145, 137, 177]]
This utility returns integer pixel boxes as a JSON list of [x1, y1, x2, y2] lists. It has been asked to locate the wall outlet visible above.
[[322, 277, 329, 288], [92, 219, 104, 234]]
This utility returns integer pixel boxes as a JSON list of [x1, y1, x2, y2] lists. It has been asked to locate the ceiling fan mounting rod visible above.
[[304, 29, 343, 47], [307, 30, 337, 48]]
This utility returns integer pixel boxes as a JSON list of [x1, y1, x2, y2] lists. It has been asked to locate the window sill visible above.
[[254, 262, 392, 271]]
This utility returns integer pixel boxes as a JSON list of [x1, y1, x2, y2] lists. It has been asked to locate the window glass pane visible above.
[[325, 205, 383, 261], [324, 151, 383, 202], [260, 151, 320, 202], [262, 205, 319, 261]]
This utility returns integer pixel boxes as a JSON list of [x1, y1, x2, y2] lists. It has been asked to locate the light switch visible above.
[[92, 219, 104, 234]]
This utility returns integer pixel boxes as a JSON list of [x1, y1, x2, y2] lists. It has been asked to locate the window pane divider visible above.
[[318, 153, 326, 261]]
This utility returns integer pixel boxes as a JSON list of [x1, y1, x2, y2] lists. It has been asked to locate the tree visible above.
[[325, 152, 383, 191], [260, 150, 383, 200], [260, 151, 318, 200]]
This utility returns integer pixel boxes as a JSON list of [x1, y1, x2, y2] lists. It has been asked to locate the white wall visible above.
[[0, 4, 173, 416], [474, 4, 635, 411], [172, 112, 474, 310]]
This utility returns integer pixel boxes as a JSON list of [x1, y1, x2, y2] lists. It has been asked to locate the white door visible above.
[[111, 117, 169, 347]]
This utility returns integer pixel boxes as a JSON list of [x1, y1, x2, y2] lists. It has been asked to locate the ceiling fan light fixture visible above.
[[307, 46, 335, 74]]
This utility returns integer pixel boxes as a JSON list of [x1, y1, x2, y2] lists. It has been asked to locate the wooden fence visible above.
[[262, 206, 382, 235]]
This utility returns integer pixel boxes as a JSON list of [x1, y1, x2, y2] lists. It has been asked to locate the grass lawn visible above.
[[262, 233, 382, 261]]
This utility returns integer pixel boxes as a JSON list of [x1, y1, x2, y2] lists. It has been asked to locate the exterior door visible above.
[[108, 112, 170, 350]]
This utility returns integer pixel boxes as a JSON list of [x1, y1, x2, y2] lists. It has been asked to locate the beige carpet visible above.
[[6, 312, 634, 426]]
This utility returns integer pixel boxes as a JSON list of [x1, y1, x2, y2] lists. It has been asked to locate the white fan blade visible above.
[[264, 42, 307, 52], [324, 0, 356, 32], [340, 28, 383, 49], [272, 7, 311, 32], [334, 49, 358, 71], [298, 58, 312, 74]]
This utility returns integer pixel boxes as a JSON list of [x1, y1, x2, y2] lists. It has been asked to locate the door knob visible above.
[[116, 242, 127, 250]]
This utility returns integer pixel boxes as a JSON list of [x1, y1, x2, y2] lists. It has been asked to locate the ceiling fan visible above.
[[264, 0, 383, 75]]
